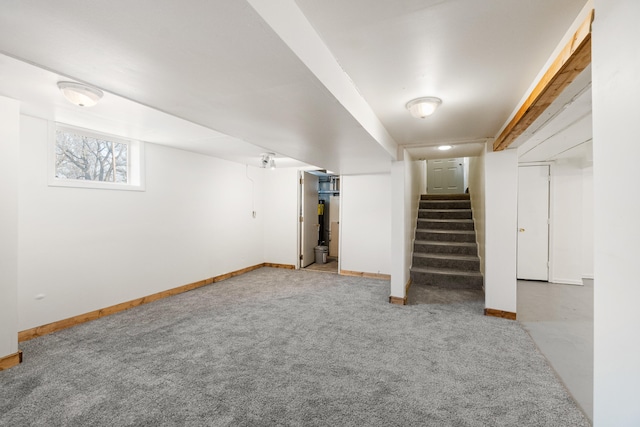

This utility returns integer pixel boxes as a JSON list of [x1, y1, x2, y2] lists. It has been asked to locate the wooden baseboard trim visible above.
[[18, 263, 266, 342], [211, 264, 264, 283], [389, 296, 407, 305], [0, 350, 23, 371], [340, 270, 391, 280], [263, 263, 295, 270], [484, 308, 517, 320], [405, 278, 413, 294], [389, 278, 413, 305]]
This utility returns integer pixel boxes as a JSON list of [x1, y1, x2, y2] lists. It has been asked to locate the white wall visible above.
[[341, 174, 391, 275], [391, 162, 406, 295], [0, 97, 20, 359], [515, 161, 594, 285], [262, 167, 299, 266], [391, 155, 425, 298], [592, 0, 640, 424], [550, 161, 586, 285], [468, 150, 486, 275], [581, 166, 594, 278], [484, 147, 518, 313], [18, 115, 266, 331]]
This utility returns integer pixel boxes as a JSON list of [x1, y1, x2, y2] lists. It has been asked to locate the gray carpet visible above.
[[0, 268, 589, 426]]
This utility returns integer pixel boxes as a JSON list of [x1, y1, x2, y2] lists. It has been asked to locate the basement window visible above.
[[50, 125, 145, 191]]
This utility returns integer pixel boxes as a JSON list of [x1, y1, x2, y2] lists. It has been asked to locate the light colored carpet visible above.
[[0, 268, 589, 426]]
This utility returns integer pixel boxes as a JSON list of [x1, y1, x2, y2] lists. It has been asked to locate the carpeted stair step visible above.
[[419, 209, 472, 219], [421, 194, 470, 200], [413, 253, 480, 271], [410, 266, 484, 289], [417, 218, 474, 231], [419, 200, 471, 210], [414, 240, 478, 256], [415, 229, 476, 243]]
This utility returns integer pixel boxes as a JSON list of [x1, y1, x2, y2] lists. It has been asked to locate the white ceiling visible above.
[[0, 0, 589, 173]]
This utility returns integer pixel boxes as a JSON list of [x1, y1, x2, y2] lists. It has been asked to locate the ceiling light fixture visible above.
[[438, 145, 453, 151], [261, 153, 276, 169], [406, 97, 442, 118], [57, 81, 103, 107]]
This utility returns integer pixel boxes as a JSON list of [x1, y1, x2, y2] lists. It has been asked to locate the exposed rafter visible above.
[[493, 9, 594, 152]]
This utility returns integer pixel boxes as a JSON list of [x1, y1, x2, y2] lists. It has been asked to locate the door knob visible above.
[[519, 228, 525, 232]]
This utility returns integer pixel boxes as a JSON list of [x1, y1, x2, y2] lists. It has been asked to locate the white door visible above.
[[427, 158, 464, 194], [517, 165, 550, 280], [300, 171, 319, 267], [328, 195, 340, 257]]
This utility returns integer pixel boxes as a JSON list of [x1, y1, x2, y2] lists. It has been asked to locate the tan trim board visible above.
[[389, 296, 407, 305], [391, 278, 413, 305], [493, 9, 594, 151], [405, 278, 413, 294], [484, 308, 517, 321], [263, 263, 296, 270], [211, 264, 264, 283], [340, 270, 391, 280], [18, 263, 265, 342], [0, 350, 23, 371]]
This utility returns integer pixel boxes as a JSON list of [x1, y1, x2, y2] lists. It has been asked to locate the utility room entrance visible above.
[[299, 170, 340, 273]]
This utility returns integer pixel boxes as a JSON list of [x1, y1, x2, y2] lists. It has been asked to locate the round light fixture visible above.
[[438, 145, 453, 151], [57, 81, 103, 107], [406, 97, 442, 118]]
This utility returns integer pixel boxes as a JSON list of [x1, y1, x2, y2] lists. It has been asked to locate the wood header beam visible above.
[[493, 9, 594, 152]]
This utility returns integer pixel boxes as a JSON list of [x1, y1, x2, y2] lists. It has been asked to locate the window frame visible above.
[[49, 124, 145, 191]]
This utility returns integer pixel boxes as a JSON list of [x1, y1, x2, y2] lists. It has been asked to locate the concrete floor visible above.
[[303, 256, 338, 273], [517, 279, 594, 423]]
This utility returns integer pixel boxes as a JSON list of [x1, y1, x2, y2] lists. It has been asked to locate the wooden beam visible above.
[[493, 9, 594, 152]]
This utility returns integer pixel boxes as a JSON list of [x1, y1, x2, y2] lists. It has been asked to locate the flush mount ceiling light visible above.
[[438, 145, 453, 151], [57, 81, 103, 107], [406, 97, 442, 118], [261, 153, 276, 169]]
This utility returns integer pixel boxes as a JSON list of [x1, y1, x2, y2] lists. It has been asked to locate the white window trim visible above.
[[48, 123, 145, 191]]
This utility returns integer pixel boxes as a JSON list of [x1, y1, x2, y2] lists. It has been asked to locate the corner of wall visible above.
[[0, 96, 20, 358]]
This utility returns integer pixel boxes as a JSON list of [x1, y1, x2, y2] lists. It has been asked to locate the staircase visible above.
[[411, 194, 483, 290]]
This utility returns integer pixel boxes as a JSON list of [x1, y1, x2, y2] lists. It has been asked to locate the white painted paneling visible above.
[[0, 97, 20, 358], [263, 168, 299, 267], [484, 147, 518, 313], [17, 115, 265, 331], [341, 174, 391, 275], [592, 1, 640, 423], [551, 162, 584, 285]]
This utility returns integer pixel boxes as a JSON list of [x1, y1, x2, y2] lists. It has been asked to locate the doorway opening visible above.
[[299, 170, 340, 273]]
